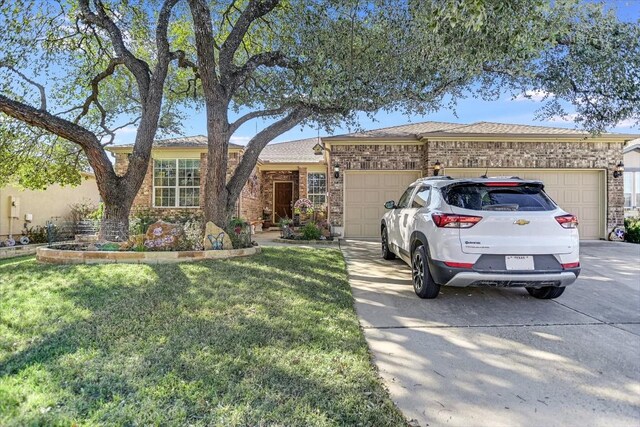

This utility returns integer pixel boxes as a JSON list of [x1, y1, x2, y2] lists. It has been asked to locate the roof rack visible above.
[[480, 175, 523, 180], [421, 176, 454, 181]]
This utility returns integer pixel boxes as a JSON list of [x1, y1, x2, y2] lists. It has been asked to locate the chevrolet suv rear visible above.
[[381, 177, 580, 299]]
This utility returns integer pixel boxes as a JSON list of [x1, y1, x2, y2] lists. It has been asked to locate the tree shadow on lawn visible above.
[[0, 248, 405, 426]]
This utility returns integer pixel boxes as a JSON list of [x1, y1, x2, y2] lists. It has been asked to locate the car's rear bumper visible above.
[[428, 258, 579, 288], [442, 271, 578, 287]]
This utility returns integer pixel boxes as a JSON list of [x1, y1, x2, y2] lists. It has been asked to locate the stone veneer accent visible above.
[[261, 170, 299, 221], [36, 246, 261, 264], [327, 140, 624, 232]]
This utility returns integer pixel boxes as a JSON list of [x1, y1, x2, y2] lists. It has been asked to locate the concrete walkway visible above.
[[341, 240, 640, 427]]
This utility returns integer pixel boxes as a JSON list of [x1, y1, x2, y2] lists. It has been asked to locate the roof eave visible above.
[[419, 133, 638, 142]]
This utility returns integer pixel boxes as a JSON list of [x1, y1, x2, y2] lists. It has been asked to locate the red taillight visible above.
[[444, 261, 474, 269], [432, 213, 482, 228], [555, 214, 579, 229], [485, 182, 520, 187], [561, 262, 580, 269]]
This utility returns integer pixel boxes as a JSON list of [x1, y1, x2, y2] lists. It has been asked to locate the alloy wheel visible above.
[[413, 252, 424, 290]]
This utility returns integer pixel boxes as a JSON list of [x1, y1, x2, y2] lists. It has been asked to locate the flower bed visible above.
[[36, 246, 261, 264]]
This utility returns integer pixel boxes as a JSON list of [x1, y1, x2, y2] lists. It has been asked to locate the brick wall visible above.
[[114, 150, 259, 221], [115, 153, 154, 209], [261, 170, 299, 221], [328, 144, 422, 226], [298, 167, 308, 199], [239, 167, 262, 221], [424, 140, 625, 231], [326, 140, 624, 232]]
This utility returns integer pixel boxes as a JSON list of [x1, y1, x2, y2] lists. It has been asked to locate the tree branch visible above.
[[0, 94, 117, 183], [227, 50, 296, 93], [75, 57, 124, 123], [0, 63, 47, 110], [218, 0, 280, 78], [78, 0, 151, 99], [228, 105, 289, 134], [226, 105, 310, 202], [188, 0, 220, 92]]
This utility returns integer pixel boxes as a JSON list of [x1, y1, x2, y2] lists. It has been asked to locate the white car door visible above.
[[400, 185, 431, 253], [388, 186, 416, 249]]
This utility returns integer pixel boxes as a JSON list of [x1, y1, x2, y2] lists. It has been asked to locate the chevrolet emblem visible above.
[[514, 219, 530, 225]]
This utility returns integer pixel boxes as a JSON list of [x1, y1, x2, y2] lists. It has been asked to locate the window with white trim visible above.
[[307, 172, 327, 207], [153, 159, 201, 207]]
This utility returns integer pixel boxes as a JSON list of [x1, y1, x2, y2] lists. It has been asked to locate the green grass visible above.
[[0, 248, 405, 426]]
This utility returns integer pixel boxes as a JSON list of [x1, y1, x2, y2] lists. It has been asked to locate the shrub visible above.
[[226, 217, 252, 249], [179, 220, 204, 251], [129, 208, 158, 235], [301, 222, 322, 240], [625, 217, 640, 244], [26, 225, 48, 244]]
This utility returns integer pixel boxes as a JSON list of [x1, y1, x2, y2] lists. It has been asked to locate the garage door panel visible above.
[[344, 171, 421, 238], [445, 168, 604, 240]]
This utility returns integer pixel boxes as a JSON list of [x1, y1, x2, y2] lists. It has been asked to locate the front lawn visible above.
[[0, 248, 405, 426]]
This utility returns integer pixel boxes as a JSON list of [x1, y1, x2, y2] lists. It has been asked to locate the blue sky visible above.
[[113, 0, 640, 146]]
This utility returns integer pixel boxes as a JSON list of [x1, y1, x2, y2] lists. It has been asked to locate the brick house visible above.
[[108, 121, 636, 240]]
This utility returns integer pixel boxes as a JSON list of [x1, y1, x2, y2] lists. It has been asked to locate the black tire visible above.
[[412, 245, 440, 299], [526, 286, 566, 299], [381, 227, 396, 260]]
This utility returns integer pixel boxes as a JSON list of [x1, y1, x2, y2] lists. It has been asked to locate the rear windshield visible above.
[[444, 184, 557, 211]]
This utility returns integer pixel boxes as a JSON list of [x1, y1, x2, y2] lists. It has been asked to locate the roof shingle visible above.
[[325, 121, 463, 139], [259, 137, 322, 163], [113, 135, 244, 149]]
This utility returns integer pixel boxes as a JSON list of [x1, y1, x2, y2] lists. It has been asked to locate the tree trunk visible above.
[[101, 200, 132, 241], [203, 120, 231, 226]]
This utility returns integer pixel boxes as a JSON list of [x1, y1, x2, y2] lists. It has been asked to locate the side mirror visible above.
[[384, 200, 396, 210]]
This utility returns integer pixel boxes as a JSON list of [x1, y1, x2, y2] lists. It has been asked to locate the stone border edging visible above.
[[36, 246, 261, 264], [0, 243, 50, 260], [272, 238, 339, 245]]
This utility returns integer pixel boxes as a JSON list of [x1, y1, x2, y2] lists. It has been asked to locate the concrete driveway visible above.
[[342, 240, 640, 427]]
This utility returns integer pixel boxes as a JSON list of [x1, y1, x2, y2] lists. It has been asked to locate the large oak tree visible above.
[[1, 0, 638, 235]]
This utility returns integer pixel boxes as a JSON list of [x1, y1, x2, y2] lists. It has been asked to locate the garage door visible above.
[[344, 171, 421, 238], [446, 168, 605, 240]]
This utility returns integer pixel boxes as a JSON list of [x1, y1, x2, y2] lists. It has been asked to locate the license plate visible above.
[[505, 255, 534, 270]]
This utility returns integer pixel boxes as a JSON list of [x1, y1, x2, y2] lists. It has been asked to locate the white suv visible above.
[[381, 177, 580, 299]]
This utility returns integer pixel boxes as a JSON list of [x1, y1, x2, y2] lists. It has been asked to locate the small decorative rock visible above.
[[202, 222, 233, 250], [144, 220, 184, 250]]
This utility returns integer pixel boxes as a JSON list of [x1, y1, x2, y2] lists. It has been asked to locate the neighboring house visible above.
[[108, 121, 637, 240], [0, 173, 100, 240], [623, 139, 640, 217]]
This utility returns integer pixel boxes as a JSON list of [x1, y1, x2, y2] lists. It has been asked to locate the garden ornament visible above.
[[208, 232, 225, 250]]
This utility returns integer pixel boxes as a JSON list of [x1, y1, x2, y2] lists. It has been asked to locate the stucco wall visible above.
[[0, 177, 100, 238]]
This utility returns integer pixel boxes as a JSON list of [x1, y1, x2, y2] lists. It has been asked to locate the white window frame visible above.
[[153, 158, 201, 208], [307, 172, 327, 207]]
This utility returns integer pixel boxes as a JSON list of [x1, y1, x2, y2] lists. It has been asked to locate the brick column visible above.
[[298, 166, 308, 199]]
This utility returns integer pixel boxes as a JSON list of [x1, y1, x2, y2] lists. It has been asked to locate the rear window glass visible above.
[[444, 184, 556, 211]]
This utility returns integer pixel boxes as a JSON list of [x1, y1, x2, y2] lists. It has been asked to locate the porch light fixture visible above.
[[433, 160, 441, 176], [613, 162, 624, 178], [334, 163, 340, 179]]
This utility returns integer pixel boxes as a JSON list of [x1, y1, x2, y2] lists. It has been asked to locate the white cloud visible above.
[[230, 135, 252, 146], [114, 125, 138, 135], [514, 90, 553, 102], [614, 118, 638, 129]]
